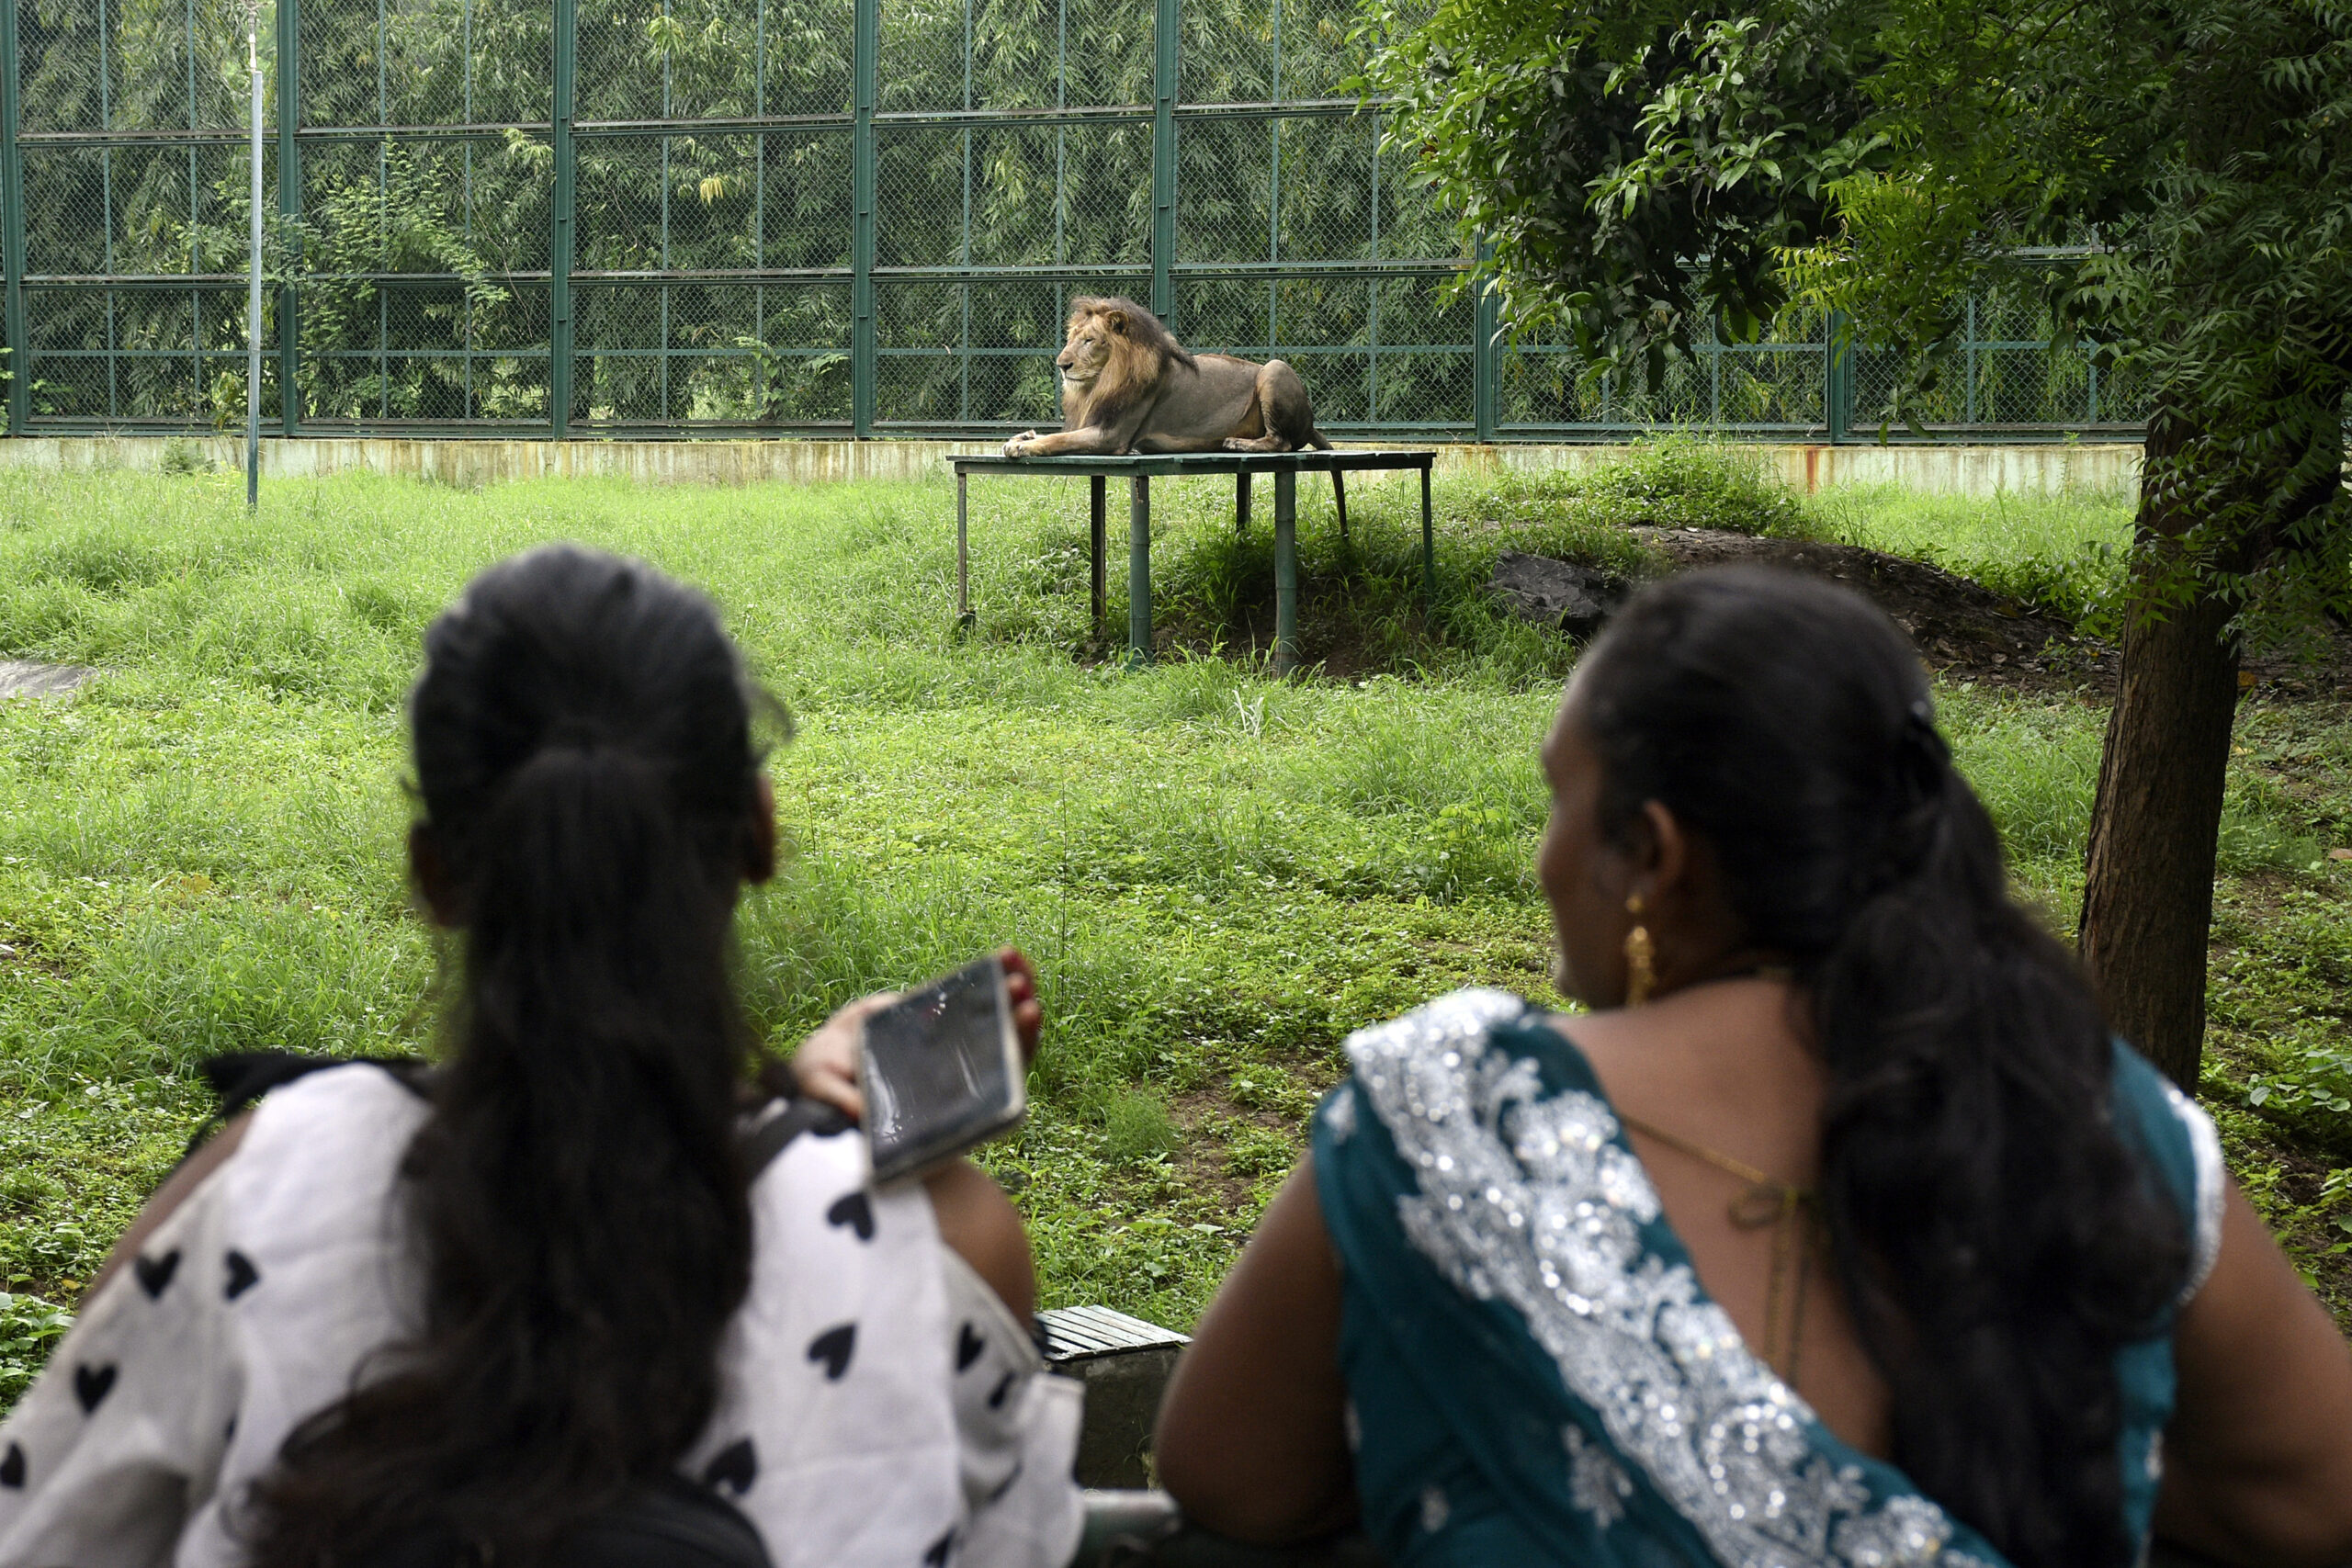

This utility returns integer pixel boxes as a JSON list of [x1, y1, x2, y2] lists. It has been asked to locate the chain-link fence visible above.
[[0, 0, 2146, 440]]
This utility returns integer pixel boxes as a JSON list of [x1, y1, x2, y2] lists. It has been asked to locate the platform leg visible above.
[[1332, 468, 1348, 539], [1090, 475, 1107, 641], [956, 471, 974, 631], [1236, 470, 1251, 536], [1419, 462, 1434, 613], [1274, 469, 1298, 677], [1128, 476, 1152, 668]]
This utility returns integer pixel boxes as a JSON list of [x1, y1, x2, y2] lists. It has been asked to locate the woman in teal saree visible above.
[[1156, 568, 2352, 1568], [1308, 991, 2195, 1567]]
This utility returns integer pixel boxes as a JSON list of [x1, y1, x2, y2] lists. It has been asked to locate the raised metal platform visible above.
[[949, 450, 1439, 675]]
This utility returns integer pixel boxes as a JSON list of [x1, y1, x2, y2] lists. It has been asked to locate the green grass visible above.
[[1807, 479, 2136, 622], [0, 449, 2343, 1406]]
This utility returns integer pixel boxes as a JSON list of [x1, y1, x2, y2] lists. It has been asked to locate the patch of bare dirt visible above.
[[1631, 527, 2111, 696], [1167, 1085, 1298, 1214]]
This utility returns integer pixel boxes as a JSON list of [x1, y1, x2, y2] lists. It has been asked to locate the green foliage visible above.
[[1782, 0, 2352, 634], [0, 1293, 73, 1406], [159, 438, 216, 477], [295, 144, 530, 423], [1352, 0, 1875, 371], [2247, 1042, 2352, 1122], [1363, 0, 2352, 627]]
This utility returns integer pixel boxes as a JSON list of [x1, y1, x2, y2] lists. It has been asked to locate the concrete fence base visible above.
[[0, 434, 2144, 497]]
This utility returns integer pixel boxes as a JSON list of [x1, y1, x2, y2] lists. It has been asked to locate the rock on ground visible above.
[[1488, 552, 1629, 638], [0, 661, 94, 701]]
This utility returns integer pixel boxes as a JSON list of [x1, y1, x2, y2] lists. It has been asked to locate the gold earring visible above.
[[1623, 894, 1656, 1008]]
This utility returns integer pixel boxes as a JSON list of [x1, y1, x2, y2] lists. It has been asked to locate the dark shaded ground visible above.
[[1136, 514, 2350, 695], [1632, 527, 2350, 699], [1629, 526, 2105, 694]]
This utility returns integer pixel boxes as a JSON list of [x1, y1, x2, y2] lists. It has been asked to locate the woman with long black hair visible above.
[[1156, 565, 2352, 1568], [0, 546, 1082, 1567]]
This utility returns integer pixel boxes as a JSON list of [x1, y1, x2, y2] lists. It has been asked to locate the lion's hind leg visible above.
[[1222, 361, 1312, 452], [1258, 359, 1324, 450]]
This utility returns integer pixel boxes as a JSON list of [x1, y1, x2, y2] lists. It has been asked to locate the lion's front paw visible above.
[[1002, 432, 1039, 458]]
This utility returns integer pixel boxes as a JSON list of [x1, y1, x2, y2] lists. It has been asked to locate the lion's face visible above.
[[1055, 312, 1121, 387]]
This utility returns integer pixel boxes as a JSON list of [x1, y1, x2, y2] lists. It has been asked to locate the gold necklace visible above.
[[1616, 1112, 1816, 1386]]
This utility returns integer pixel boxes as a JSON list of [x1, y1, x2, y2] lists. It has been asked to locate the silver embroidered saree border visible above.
[[1340, 987, 1993, 1568], [2157, 1077, 2225, 1303]]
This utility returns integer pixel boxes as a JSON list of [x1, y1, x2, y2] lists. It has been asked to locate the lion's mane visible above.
[[1064, 296, 1195, 429]]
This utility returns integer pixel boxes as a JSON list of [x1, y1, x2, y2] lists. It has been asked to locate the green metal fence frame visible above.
[[0, 0, 2144, 443], [1, 0, 24, 436]]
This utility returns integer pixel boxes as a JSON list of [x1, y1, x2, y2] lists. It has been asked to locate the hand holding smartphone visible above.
[[857, 953, 1030, 1184]]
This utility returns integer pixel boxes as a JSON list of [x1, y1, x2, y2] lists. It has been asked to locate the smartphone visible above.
[[858, 953, 1027, 1185]]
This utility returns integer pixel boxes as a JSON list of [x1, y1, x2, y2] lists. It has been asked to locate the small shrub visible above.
[[1575, 435, 1809, 537], [0, 1169, 63, 1213], [28, 526, 178, 596], [1100, 1086, 1176, 1165], [160, 438, 213, 476], [2247, 1045, 2352, 1119], [1222, 1124, 1297, 1179]]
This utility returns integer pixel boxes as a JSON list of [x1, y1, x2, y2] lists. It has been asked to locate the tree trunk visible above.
[[2077, 419, 2242, 1092]]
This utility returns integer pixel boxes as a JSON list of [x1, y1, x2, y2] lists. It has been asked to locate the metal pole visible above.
[[550, 0, 576, 435], [1128, 477, 1152, 668], [1365, 111, 1380, 423], [1235, 469, 1250, 536], [956, 470, 973, 630], [1, 0, 27, 435], [1963, 295, 1977, 426], [245, 2, 263, 510], [1826, 309, 1849, 444], [1148, 0, 1176, 322], [1089, 474, 1106, 640], [851, 0, 876, 436], [1471, 240, 1498, 443], [1419, 460, 1433, 613], [1273, 468, 1297, 676], [277, 0, 300, 435]]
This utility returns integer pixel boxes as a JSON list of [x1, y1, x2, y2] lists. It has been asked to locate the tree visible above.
[[1362, 0, 2352, 1086]]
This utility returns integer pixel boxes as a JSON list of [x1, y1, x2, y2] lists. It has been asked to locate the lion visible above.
[[1001, 298, 1348, 525]]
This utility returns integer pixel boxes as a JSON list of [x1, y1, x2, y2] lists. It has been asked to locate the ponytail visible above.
[[252, 547, 767, 1566], [1577, 567, 2188, 1568]]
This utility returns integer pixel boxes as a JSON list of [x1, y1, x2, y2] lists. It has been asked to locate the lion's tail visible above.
[[1306, 428, 1350, 537]]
